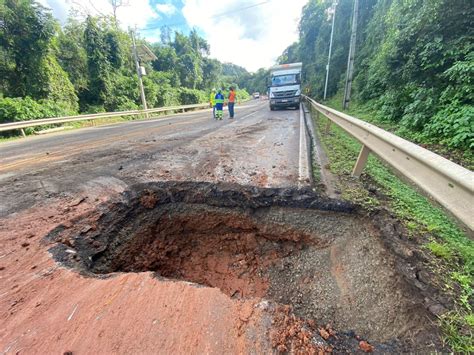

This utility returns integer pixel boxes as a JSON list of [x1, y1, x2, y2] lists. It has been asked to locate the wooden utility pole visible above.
[[130, 29, 148, 112], [323, 1, 338, 100], [343, 0, 359, 110]]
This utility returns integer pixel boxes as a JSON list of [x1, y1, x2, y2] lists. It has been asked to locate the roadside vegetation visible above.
[[313, 94, 473, 352], [0, 0, 253, 138], [279, 0, 473, 164]]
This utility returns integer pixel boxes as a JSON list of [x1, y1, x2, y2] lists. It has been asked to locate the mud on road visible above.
[[0, 103, 444, 353]]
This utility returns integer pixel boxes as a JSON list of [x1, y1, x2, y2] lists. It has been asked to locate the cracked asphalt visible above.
[[0, 100, 302, 217]]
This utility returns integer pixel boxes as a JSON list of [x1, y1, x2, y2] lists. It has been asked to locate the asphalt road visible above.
[[0, 100, 303, 216], [0, 99, 309, 353], [0, 98, 447, 354]]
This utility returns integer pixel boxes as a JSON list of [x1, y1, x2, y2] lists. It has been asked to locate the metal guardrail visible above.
[[0, 103, 209, 133], [302, 95, 474, 231]]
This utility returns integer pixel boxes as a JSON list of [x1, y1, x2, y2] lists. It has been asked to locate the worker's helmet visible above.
[[212, 88, 216, 92]]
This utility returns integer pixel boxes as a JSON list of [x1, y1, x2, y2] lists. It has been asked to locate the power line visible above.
[[139, 0, 271, 32]]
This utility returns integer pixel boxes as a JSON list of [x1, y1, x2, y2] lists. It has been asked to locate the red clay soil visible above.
[[0, 194, 327, 354], [92, 208, 310, 299]]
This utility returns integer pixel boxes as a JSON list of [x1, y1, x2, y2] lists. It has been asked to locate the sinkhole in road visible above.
[[47, 181, 436, 346], [88, 205, 311, 298]]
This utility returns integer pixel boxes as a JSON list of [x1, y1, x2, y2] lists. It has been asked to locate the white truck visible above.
[[268, 62, 302, 110]]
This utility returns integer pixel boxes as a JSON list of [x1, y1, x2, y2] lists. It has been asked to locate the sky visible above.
[[38, 0, 307, 72]]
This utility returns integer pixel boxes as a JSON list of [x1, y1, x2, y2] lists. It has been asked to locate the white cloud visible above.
[[40, 0, 158, 29], [156, 3, 177, 16], [182, 0, 306, 71]]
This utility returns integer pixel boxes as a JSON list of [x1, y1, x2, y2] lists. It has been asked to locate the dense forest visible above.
[[280, 0, 473, 152], [0, 0, 254, 128]]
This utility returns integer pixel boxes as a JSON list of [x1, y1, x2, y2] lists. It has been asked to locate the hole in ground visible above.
[[92, 204, 314, 298], [47, 182, 441, 350]]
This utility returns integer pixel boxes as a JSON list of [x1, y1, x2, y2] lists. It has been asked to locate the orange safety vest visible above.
[[228, 91, 236, 103]]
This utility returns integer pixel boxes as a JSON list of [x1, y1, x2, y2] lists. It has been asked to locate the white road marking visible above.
[[67, 304, 78, 321], [298, 105, 311, 186]]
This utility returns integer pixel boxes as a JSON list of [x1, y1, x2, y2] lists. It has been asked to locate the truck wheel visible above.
[[270, 105, 275, 111]]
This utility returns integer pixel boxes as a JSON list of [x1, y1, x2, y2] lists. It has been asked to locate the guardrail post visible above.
[[20, 129, 26, 138], [352, 145, 371, 177], [325, 117, 331, 135]]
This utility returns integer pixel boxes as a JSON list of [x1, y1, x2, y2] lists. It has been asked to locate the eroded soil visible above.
[[44, 182, 443, 353], [0, 104, 447, 353]]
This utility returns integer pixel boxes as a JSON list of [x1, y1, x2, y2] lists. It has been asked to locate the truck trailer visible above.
[[268, 62, 302, 110]]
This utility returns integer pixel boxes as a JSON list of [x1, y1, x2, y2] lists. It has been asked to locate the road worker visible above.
[[228, 87, 236, 119], [215, 89, 224, 120], [210, 88, 216, 119]]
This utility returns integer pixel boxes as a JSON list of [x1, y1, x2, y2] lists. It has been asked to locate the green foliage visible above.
[[172, 32, 205, 89], [278, 42, 300, 64], [83, 16, 113, 106], [236, 89, 250, 101], [202, 58, 222, 89], [56, 19, 88, 93], [293, 0, 474, 152], [178, 88, 207, 105], [105, 74, 139, 111], [0, 96, 76, 127], [83, 104, 106, 114], [0, 0, 255, 139], [427, 241, 453, 260], [358, 0, 473, 150], [296, 0, 353, 98], [0, 0, 56, 98], [41, 55, 79, 111], [151, 44, 179, 77], [222, 63, 247, 77], [237, 68, 270, 94], [440, 312, 474, 353], [314, 99, 474, 351]]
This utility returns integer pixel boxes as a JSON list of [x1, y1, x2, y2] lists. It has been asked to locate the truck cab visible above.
[[268, 62, 302, 111]]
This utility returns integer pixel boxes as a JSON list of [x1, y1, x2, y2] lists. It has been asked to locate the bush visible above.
[[83, 104, 106, 114], [0, 97, 43, 124], [104, 74, 139, 111], [178, 88, 207, 105], [426, 105, 474, 149], [427, 241, 453, 260], [0, 96, 79, 136], [156, 87, 180, 107], [0, 97, 77, 124], [237, 89, 250, 101]]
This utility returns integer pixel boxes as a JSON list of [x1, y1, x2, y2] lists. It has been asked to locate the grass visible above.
[[427, 241, 454, 260], [312, 94, 474, 352], [338, 98, 474, 170]]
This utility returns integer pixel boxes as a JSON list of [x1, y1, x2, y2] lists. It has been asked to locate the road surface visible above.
[[0, 100, 303, 216], [0, 99, 444, 353], [0, 100, 312, 354]]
